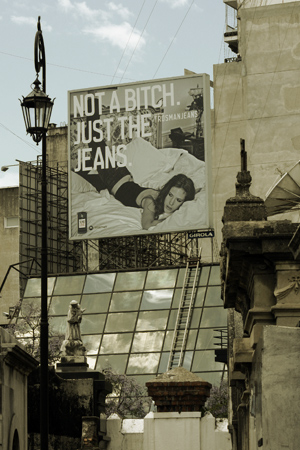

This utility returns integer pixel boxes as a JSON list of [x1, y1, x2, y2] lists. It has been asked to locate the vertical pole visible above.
[[40, 131, 49, 449]]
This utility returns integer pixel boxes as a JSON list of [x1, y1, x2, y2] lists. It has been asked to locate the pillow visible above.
[[124, 137, 182, 184], [71, 171, 98, 193]]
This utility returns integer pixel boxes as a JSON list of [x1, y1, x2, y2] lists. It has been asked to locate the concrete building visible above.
[[217, 1, 300, 448], [0, 327, 38, 450], [0, 187, 20, 318], [214, 0, 300, 243]]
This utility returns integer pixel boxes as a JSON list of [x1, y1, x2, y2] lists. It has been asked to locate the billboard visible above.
[[68, 74, 212, 240]]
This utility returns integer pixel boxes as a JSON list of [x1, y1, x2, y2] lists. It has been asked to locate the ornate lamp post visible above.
[[20, 17, 54, 450]]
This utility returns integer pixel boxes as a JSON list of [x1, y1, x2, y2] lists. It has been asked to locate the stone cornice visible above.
[[1, 342, 38, 375]]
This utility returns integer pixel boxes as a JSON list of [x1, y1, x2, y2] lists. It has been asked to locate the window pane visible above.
[[21, 298, 43, 314], [114, 271, 146, 291], [136, 311, 168, 331], [97, 354, 128, 373], [197, 371, 225, 386], [140, 290, 173, 310], [131, 332, 164, 352], [171, 289, 182, 309], [200, 307, 227, 328], [81, 293, 111, 313], [196, 328, 215, 350], [82, 335, 101, 355], [195, 287, 206, 307], [190, 308, 201, 328], [50, 316, 67, 335], [53, 275, 85, 295], [192, 350, 225, 372], [176, 268, 186, 288], [183, 351, 193, 371], [209, 265, 221, 285], [186, 329, 197, 350], [100, 333, 133, 354], [48, 278, 56, 295], [199, 267, 209, 286], [158, 353, 169, 373], [167, 310, 177, 330], [4, 216, 19, 228], [48, 295, 81, 316], [83, 273, 116, 294], [24, 277, 54, 297], [128, 374, 155, 386], [163, 330, 173, 350], [204, 286, 223, 306], [145, 269, 177, 289], [110, 291, 142, 311], [127, 353, 160, 374], [105, 312, 137, 332], [81, 314, 106, 334]]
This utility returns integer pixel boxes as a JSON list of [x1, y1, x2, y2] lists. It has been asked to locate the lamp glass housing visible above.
[[20, 78, 54, 143]]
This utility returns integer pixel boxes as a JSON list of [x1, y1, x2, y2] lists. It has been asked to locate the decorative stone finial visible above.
[[222, 139, 267, 223]]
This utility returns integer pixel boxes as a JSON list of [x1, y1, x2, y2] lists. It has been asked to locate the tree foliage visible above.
[[103, 366, 152, 419], [7, 301, 64, 364], [204, 379, 228, 418]]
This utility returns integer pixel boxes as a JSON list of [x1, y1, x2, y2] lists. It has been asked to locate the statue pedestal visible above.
[[56, 356, 99, 379]]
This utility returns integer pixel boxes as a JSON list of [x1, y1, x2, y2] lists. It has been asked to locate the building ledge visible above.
[[1, 342, 38, 375], [223, 0, 238, 9]]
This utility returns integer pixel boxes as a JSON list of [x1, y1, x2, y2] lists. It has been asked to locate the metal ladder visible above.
[[167, 245, 202, 370]]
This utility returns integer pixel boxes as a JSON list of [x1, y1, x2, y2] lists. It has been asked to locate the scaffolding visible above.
[[19, 159, 82, 292]]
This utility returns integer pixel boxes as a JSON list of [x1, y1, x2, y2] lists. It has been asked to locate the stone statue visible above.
[[60, 300, 86, 357]]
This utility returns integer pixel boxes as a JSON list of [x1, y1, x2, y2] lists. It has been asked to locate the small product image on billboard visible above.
[[68, 74, 212, 240]]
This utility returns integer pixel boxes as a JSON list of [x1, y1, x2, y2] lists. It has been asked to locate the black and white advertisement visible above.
[[68, 74, 212, 240]]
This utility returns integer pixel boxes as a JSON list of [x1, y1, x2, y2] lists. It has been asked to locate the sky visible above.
[[0, 0, 228, 187]]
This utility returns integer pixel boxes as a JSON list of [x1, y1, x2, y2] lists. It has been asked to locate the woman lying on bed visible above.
[[76, 165, 196, 229]]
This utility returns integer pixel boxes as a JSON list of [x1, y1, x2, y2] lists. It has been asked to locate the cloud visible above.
[[83, 22, 145, 51], [108, 2, 132, 20], [57, 0, 108, 21], [58, 0, 145, 52], [160, 0, 190, 8], [11, 15, 52, 31], [57, 0, 74, 13], [76, 1, 107, 21]]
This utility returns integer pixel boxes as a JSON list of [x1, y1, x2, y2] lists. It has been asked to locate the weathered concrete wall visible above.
[[46, 124, 68, 168], [0, 187, 19, 318], [238, 0, 297, 7], [0, 327, 38, 450], [213, 2, 300, 246], [252, 325, 300, 450], [106, 412, 232, 450]]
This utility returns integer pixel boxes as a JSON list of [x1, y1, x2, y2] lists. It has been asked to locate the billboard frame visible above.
[[68, 73, 213, 240]]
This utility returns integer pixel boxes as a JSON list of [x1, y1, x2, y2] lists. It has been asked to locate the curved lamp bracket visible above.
[[34, 16, 46, 91]]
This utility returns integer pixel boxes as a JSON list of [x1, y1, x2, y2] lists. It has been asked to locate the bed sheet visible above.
[[70, 137, 207, 239]]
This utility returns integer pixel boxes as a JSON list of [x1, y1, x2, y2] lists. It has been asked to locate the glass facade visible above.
[[22, 264, 226, 386]]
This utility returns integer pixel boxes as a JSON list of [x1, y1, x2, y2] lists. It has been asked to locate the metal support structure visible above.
[[20, 17, 53, 450], [40, 130, 49, 450]]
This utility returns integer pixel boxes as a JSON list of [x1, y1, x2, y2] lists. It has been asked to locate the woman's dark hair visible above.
[[155, 174, 195, 217]]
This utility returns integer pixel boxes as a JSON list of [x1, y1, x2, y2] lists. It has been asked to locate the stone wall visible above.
[[106, 412, 232, 450], [0, 327, 38, 450], [252, 326, 300, 450]]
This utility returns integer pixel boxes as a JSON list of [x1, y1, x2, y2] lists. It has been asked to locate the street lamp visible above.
[[20, 16, 54, 450], [20, 77, 54, 144]]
